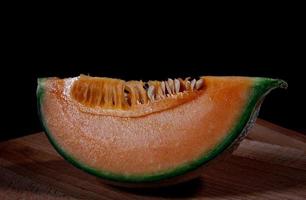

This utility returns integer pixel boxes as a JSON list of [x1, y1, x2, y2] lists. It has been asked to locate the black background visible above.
[[1, 61, 305, 141], [1, 10, 305, 140]]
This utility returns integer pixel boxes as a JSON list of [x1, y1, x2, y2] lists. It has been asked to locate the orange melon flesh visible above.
[[37, 76, 286, 184]]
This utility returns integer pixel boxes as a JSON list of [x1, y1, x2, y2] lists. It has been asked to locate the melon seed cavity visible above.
[[71, 75, 204, 109]]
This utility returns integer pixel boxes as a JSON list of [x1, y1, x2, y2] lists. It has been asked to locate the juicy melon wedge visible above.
[[37, 75, 287, 186]]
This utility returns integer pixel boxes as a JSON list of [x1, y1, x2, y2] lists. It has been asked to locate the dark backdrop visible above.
[[1, 0, 304, 140], [1, 62, 305, 141]]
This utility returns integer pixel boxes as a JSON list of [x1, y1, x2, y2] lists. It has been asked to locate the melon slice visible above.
[[37, 75, 287, 186]]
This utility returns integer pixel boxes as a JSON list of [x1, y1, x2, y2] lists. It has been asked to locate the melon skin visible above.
[[37, 77, 287, 187]]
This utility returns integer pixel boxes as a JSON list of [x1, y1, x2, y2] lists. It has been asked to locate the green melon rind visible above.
[[37, 77, 287, 183]]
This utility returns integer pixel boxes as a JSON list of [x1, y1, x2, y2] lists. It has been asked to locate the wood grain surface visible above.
[[0, 119, 305, 200]]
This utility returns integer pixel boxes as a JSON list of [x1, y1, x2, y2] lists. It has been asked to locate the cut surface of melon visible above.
[[37, 75, 287, 183]]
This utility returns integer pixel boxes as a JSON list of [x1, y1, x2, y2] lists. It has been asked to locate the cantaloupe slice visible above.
[[37, 75, 287, 187]]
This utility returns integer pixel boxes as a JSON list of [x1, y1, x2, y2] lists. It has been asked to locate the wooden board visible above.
[[0, 119, 305, 200]]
